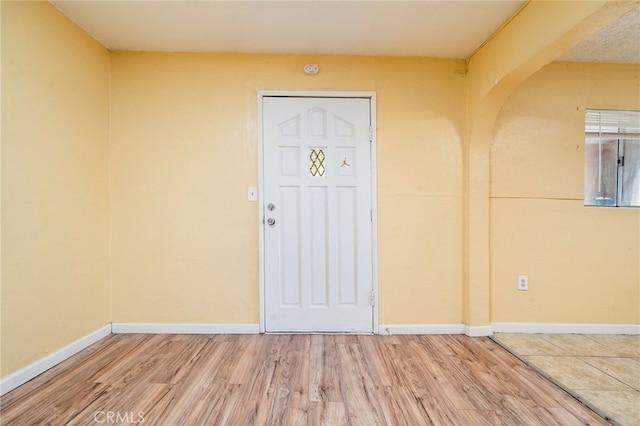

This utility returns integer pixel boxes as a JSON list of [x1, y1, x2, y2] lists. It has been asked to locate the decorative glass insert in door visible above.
[[309, 149, 326, 177]]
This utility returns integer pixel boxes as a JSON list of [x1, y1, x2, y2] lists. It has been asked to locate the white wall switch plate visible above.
[[248, 186, 257, 201]]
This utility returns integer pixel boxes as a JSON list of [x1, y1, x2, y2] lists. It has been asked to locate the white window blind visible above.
[[585, 109, 640, 140]]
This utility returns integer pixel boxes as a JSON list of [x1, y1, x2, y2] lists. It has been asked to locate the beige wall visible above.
[[1, 2, 111, 376], [109, 53, 466, 325], [491, 62, 640, 324]]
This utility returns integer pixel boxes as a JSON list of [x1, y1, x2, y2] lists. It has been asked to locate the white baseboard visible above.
[[464, 325, 494, 337], [377, 322, 640, 336], [379, 324, 495, 337], [0, 324, 112, 396], [491, 322, 640, 334], [111, 323, 260, 334], [379, 324, 466, 335]]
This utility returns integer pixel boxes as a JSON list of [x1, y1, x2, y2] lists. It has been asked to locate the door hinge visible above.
[[369, 290, 376, 306], [369, 126, 373, 142]]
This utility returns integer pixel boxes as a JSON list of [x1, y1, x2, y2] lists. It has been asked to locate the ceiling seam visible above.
[[465, 0, 531, 67]]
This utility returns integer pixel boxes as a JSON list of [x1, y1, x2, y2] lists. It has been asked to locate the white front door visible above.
[[262, 96, 374, 333]]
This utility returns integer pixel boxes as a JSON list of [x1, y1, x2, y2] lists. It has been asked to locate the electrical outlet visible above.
[[518, 275, 528, 291]]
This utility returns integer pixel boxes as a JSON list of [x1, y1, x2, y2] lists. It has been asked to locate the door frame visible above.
[[257, 91, 378, 334]]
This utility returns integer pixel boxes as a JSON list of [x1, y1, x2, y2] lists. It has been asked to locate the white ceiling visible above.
[[50, 1, 524, 58], [50, 1, 639, 63]]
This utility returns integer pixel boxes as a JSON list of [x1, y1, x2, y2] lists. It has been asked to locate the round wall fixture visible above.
[[303, 64, 319, 75]]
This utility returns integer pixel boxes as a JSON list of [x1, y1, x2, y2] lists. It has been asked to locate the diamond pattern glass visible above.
[[309, 149, 326, 177]]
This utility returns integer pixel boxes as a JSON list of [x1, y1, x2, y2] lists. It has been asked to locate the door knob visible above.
[[267, 218, 276, 226]]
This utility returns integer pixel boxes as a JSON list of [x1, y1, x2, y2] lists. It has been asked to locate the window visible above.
[[584, 109, 640, 207], [309, 148, 326, 177]]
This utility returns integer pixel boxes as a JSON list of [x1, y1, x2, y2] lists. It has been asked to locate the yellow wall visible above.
[[491, 62, 640, 324], [109, 53, 466, 325], [462, 0, 637, 328], [1, 2, 110, 376]]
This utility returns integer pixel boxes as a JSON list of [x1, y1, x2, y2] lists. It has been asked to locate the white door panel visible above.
[[263, 97, 373, 332]]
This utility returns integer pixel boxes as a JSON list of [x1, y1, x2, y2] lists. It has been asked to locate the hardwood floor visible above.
[[0, 334, 608, 425]]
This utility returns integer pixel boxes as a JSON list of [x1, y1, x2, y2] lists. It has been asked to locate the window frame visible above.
[[584, 109, 640, 208]]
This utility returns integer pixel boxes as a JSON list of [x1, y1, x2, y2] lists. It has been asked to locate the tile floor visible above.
[[493, 333, 640, 426]]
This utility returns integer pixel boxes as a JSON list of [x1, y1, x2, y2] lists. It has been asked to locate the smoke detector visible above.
[[303, 64, 319, 75]]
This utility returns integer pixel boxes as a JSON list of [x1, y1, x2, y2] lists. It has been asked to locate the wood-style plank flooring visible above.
[[0, 334, 608, 425]]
